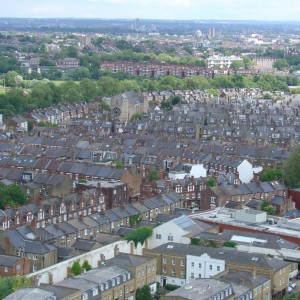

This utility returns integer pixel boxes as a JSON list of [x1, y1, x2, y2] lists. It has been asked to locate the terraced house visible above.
[[144, 242, 291, 299]]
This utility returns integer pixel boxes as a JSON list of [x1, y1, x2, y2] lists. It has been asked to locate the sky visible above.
[[0, 0, 299, 21]]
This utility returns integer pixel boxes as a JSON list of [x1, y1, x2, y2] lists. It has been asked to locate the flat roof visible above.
[[191, 208, 300, 240]]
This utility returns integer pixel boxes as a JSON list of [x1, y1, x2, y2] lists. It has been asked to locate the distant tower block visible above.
[[135, 18, 140, 31], [208, 27, 216, 39]]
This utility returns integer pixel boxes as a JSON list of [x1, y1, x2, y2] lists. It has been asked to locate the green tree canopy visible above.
[[71, 261, 81, 275], [223, 241, 237, 248], [282, 145, 300, 188], [79, 78, 98, 101], [135, 285, 152, 300], [124, 226, 153, 248], [231, 60, 245, 70], [147, 169, 159, 182], [207, 178, 215, 187], [273, 58, 290, 71], [0, 276, 34, 299], [171, 95, 182, 105], [260, 168, 283, 182], [0, 183, 28, 209], [82, 260, 92, 272], [261, 201, 276, 215], [130, 112, 143, 121], [161, 100, 173, 111]]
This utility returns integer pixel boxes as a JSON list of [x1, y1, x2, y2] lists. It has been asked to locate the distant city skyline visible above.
[[0, 0, 299, 21]]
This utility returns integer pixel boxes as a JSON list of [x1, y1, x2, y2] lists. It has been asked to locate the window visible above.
[[171, 269, 176, 277], [191, 272, 194, 279], [156, 234, 161, 239], [82, 293, 88, 300], [191, 262, 194, 267], [181, 260, 185, 267], [168, 235, 173, 241], [162, 268, 166, 274], [199, 263, 202, 268], [181, 271, 185, 278], [209, 265, 212, 270], [163, 258, 167, 264], [16, 265, 20, 270], [92, 288, 98, 296], [217, 266, 220, 271], [4, 267, 8, 272]]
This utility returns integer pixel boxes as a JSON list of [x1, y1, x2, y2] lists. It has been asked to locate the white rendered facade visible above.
[[186, 253, 225, 283], [208, 55, 243, 69]]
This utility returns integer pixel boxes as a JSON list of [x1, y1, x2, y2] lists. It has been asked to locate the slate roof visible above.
[[0, 254, 21, 267], [72, 239, 100, 252], [149, 242, 290, 271]]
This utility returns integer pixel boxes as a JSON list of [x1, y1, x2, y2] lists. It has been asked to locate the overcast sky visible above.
[[0, 0, 299, 21]]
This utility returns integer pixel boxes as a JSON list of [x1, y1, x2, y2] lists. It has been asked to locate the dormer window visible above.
[[60, 204, 65, 214]]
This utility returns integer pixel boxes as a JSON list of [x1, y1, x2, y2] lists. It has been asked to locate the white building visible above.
[[186, 253, 225, 283], [168, 163, 207, 180], [207, 55, 243, 69], [147, 215, 212, 250]]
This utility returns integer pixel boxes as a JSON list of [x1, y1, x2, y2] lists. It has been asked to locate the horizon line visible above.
[[0, 17, 300, 23]]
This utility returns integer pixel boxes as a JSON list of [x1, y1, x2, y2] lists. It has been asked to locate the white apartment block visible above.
[[207, 55, 243, 69], [186, 253, 225, 283]]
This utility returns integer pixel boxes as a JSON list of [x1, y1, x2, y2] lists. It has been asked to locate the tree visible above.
[[273, 59, 289, 71], [0, 183, 28, 209], [71, 261, 81, 275], [260, 168, 283, 182], [4, 71, 19, 87], [98, 77, 120, 96], [82, 260, 92, 272], [114, 160, 124, 169], [130, 112, 143, 121], [0, 276, 34, 299], [66, 45, 79, 58], [223, 241, 237, 248], [282, 145, 300, 188], [147, 169, 159, 182], [80, 78, 98, 101], [171, 95, 181, 105], [263, 93, 272, 100], [205, 88, 218, 97], [242, 56, 254, 69], [129, 214, 141, 227], [231, 60, 245, 70], [161, 100, 173, 111], [68, 67, 91, 81], [135, 285, 152, 300], [124, 226, 153, 248], [261, 201, 276, 215], [99, 102, 112, 112], [207, 178, 215, 187]]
